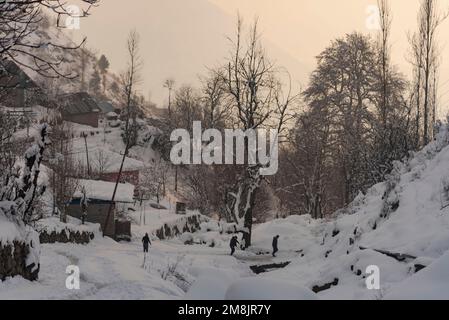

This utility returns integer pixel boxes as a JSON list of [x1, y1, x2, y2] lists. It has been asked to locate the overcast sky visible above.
[[70, 0, 449, 114]]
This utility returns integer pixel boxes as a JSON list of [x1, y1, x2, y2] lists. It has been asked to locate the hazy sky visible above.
[[70, 0, 449, 113]]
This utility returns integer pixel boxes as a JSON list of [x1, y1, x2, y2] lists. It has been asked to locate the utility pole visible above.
[[83, 132, 90, 176]]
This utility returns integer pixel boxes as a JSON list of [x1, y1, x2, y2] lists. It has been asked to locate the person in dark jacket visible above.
[[142, 233, 151, 253], [230, 236, 239, 256], [272, 235, 280, 257]]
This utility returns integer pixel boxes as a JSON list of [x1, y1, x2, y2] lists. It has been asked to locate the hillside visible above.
[[185, 121, 449, 299], [11, 20, 122, 106], [2, 119, 449, 299]]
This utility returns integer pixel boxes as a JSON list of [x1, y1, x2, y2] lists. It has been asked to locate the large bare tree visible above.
[[216, 17, 297, 247]]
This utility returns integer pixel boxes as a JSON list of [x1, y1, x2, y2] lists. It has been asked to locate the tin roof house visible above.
[[59, 92, 100, 128], [0, 60, 47, 109], [67, 179, 135, 240]]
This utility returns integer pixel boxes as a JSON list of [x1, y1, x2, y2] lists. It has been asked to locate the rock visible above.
[[312, 278, 339, 293], [249, 262, 291, 274]]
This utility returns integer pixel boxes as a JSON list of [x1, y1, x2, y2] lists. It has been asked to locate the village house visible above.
[[67, 179, 135, 240], [96, 100, 115, 115], [59, 92, 100, 128], [0, 60, 48, 109]]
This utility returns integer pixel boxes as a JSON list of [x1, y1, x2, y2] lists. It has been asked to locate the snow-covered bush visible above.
[[0, 124, 50, 281], [157, 255, 193, 292]]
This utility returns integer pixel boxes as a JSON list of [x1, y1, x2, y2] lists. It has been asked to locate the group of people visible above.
[[142, 232, 281, 258], [229, 235, 279, 257]]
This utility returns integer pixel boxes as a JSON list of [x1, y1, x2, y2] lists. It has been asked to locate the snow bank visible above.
[[184, 267, 239, 300], [224, 278, 318, 300], [385, 250, 449, 300]]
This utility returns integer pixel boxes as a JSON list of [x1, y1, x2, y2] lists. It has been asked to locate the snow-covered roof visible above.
[[74, 179, 135, 203], [74, 147, 144, 173], [97, 101, 116, 114], [59, 92, 100, 115]]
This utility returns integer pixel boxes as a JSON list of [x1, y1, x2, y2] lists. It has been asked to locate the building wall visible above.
[[67, 202, 116, 238], [63, 112, 99, 128], [115, 220, 131, 241], [0, 89, 24, 108]]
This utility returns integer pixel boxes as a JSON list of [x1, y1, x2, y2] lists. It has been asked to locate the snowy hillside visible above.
[[241, 121, 449, 299], [180, 122, 449, 299]]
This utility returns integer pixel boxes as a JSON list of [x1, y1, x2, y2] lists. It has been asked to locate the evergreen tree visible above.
[[98, 54, 110, 94]]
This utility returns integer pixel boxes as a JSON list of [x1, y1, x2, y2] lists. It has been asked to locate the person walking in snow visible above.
[[272, 235, 279, 257], [230, 236, 239, 256], [142, 233, 151, 253]]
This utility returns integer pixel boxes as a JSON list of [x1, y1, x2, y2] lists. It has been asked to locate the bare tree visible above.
[[103, 30, 142, 237], [163, 78, 175, 118], [216, 16, 297, 247], [201, 70, 231, 129], [47, 121, 79, 222], [141, 159, 169, 204], [94, 149, 112, 178], [417, 0, 447, 144], [377, 0, 392, 133], [120, 29, 143, 147]]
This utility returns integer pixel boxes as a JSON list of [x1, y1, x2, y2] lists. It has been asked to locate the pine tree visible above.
[[89, 68, 102, 96], [98, 54, 110, 94]]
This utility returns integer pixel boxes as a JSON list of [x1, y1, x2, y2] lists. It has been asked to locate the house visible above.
[[0, 60, 47, 109], [59, 92, 100, 128], [67, 179, 135, 239], [96, 100, 115, 115]]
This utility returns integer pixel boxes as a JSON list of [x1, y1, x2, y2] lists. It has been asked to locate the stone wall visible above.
[[0, 241, 39, 281], [155, 214, 208, 240], [39, 229, 94, 244]]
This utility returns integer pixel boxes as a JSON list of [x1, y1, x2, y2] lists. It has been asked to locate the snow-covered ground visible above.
[[3, 108, 449, 299], [0, 235, 250, 300]]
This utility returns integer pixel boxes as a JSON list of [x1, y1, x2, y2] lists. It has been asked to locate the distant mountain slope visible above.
[[71, 0, 310, 106], [11, 21, 122, 106]]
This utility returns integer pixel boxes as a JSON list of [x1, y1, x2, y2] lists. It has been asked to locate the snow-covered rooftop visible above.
[[74, 179, 135, 203], [73, 146, 144, 173]]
